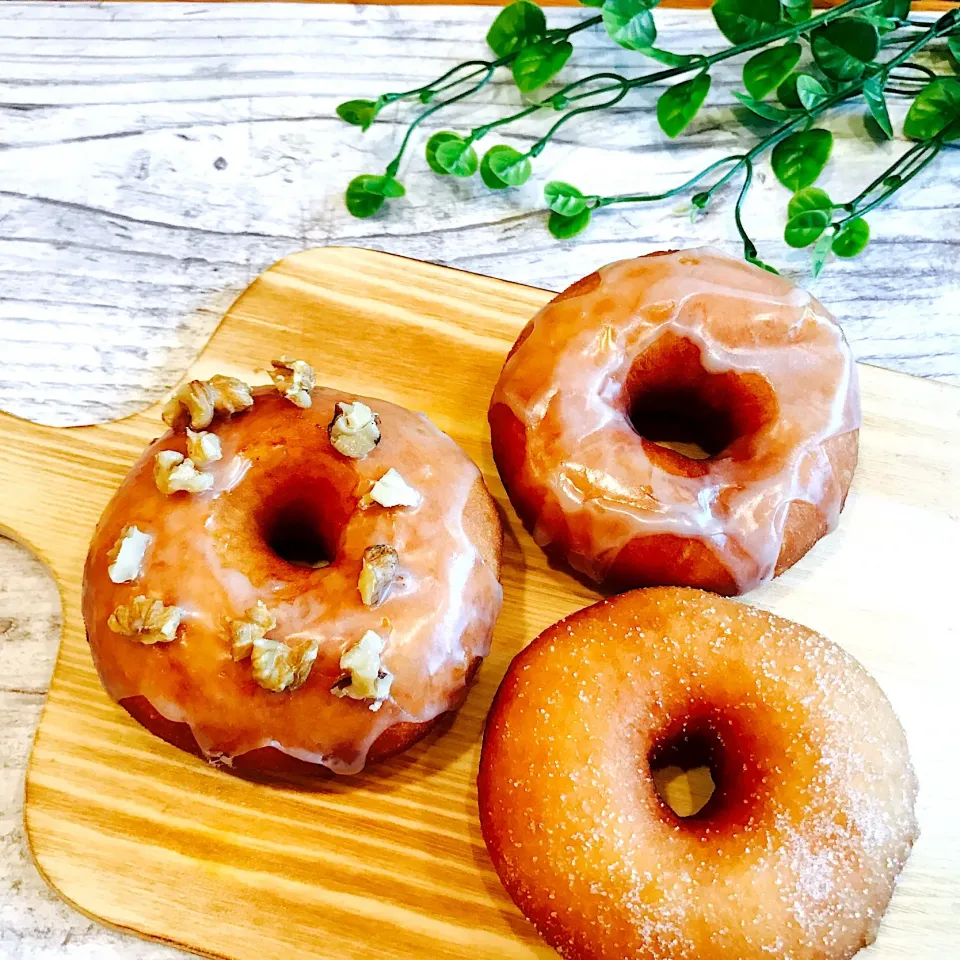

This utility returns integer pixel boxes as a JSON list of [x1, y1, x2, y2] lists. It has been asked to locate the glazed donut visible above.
[[83, 362, 503, 776], [479, 587, 918, 960], [489, 248, 860, 594]]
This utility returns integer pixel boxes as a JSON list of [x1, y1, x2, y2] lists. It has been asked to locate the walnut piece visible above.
[[270, 357, 315, 409], [154, 450, 214, 495], [162, 374, 253, 430], [107, 595, 182, 644], [250, 636, 319, 693], [358, 545, 399, 606], [106, 525, 153, 584], [230, 603, 318, 692], [230, 601, 276, 661], [328, 401, 381, 459], [186, 428, 222, 465], [362, 468, 421, 509], [332, 630, 393, 710]]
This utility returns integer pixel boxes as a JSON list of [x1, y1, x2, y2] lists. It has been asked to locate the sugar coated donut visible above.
[[479, 587, 918, 960], [83, 361, 503, 776], [489, 248, 860, 594]]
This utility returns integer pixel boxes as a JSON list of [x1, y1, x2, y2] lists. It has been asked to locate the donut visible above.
[[478, 587, 918, 960], [489, 248, 860, 594], [82, 359, 503, 776]]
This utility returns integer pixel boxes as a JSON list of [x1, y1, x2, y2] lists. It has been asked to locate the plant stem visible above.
[[594, 155, 744, 208], [385, 69, 495, 177], [733, 157, 760, 262], [843, 139, 932, 210], [471, 0, 879, 161], [383, 15, 604, 111], [837, 140, 944, 227], [380, 14, 604, 173]]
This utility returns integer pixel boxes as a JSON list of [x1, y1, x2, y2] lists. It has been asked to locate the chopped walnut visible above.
[[162, 375, 253, 430], [332, 630, 393, 710], [270, 357, 315, 409], [106, 526, 153, 584], [107, 595, 182, 644], [230, 601, 277, 661], [362, 468, 421, 509], [250, 636, 319, 693], [358, 545, 399, 606], [154, 450, 213, 495], [186, 428, 222, 465], [328, 401, 381, 459]]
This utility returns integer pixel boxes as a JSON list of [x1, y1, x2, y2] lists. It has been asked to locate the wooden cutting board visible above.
[[2, 248, 958, 960]]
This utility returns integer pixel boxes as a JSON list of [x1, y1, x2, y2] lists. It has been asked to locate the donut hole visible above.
[[259, 483, 341, 569], [629, 391, 735, 461], [649, 730, 719, 819], [626, 333, 778, 465]]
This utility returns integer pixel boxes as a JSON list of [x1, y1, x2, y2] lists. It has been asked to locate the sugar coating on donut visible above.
[[84, 385, 503, 775], [489, 248, 861, 593], [478, 587, 918, 960]]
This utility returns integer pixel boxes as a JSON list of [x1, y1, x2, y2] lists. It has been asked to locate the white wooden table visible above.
[[1, 4, 957, 958]]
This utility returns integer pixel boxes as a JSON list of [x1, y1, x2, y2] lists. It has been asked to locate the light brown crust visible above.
[[85, 388, 502, 778], [478, 587, 918, 960], [490, 252, 860, 595]]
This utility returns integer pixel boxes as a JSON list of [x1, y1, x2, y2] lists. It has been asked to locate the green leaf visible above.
[[733, 91, 796, 121], [857, 10, 897, 33], [863, 75, 893, 138], [784, 210, 830, 247], [868, 0, 909, 19], [480, 155, 509, 190], [746, 253, 781, 274], [787, 186, 834, 220], [771, 129, 833, 191], [487, 1, 546, 59], [796, 73, 831, 111], [832, 218, 870, 258], [948, 36, 960, 72], [903, 77, 960, 141], [344, 175, 387, 219], [743, 43, 802, 100], [361, 175, 406, 199], [780, 0, 812, 24], [811, 19, 879, 82], [435, 137, 479, 177], [777, 72, 803, 109], [544, 181, 588, 216], [811, 231, 834, 277], [657, 73, 712, 138], [712, 0, 780, 45], [425, 132, 463, 175], [733, 91, 797, 121], [548, 208, 592, 239], [483, 145, 532, 187], [336, 99, 380, 131], [636, 47, 700, 67], [511, 39, 573, 93], [601, 0, 658, 52]]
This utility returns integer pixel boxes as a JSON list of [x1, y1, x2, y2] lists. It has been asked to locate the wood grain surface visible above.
[[1, 5, 959, 959], [0, 247, 956, 960]]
